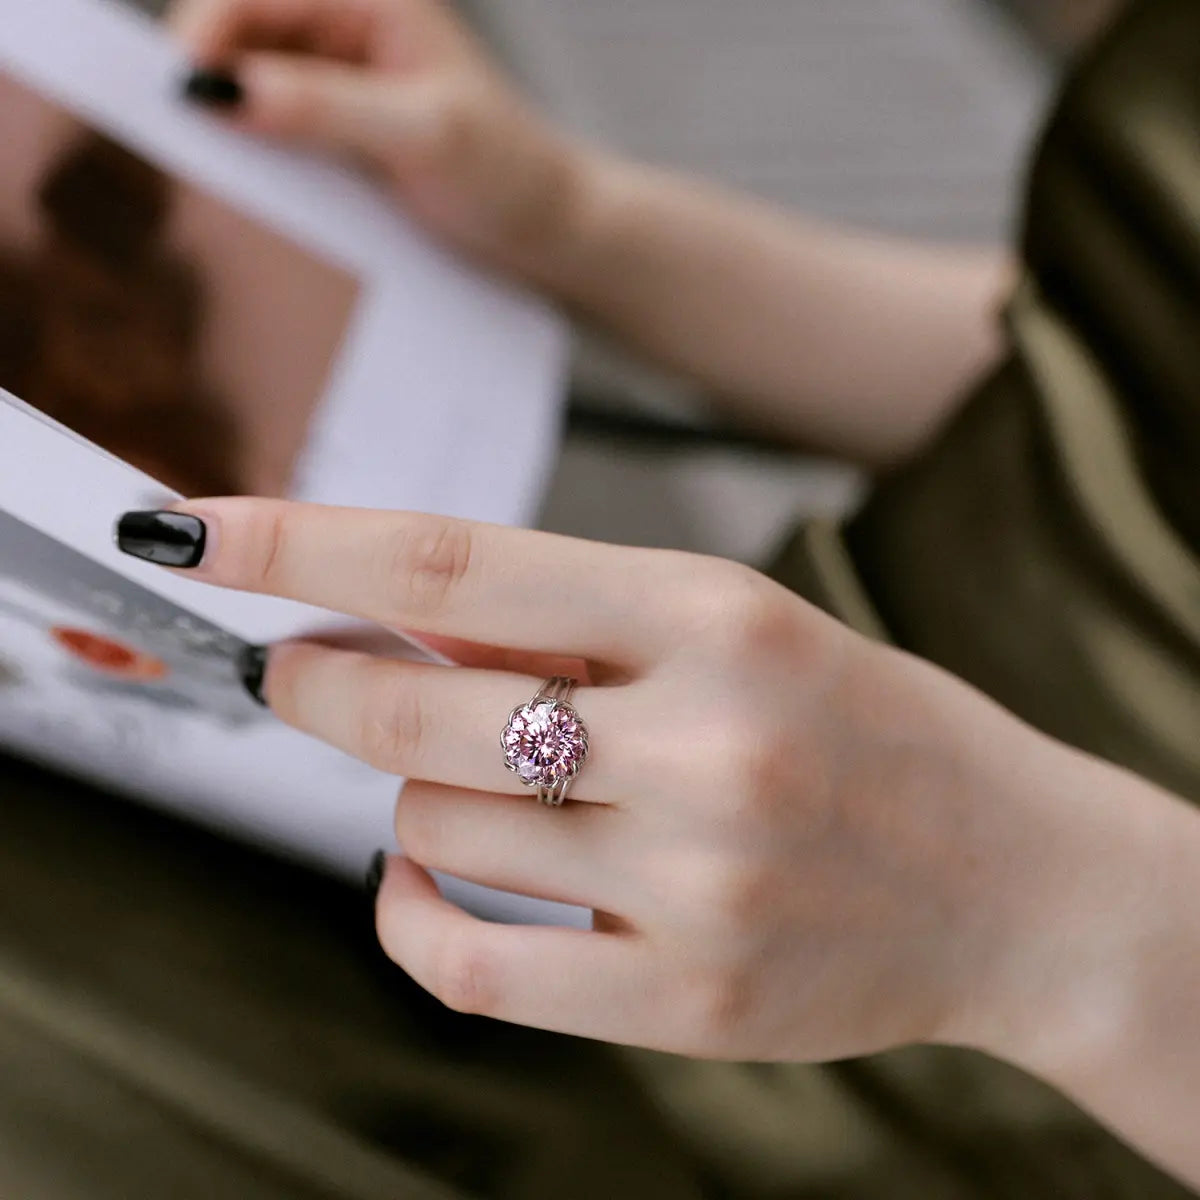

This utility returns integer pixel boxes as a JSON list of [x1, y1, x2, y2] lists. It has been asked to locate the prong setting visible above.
[[501, 677, 589, 806]]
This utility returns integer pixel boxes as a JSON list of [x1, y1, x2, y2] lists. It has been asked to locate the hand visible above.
[[171, 0, 588, 280], [118, 497, 1135, 1066]]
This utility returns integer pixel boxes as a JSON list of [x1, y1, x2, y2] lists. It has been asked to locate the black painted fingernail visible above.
[[182, 68, 244, 109], [365, 851, 387, 904], [239, 645, 269, 707], [116, 511, 207, 568]]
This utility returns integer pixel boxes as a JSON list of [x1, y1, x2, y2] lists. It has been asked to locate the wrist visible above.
[[411, 88, 617, 296], [943, 733, 1180, 1080], [520, 147, 644, 303], [944, 738, 1200, 1185], [494, 133, 595, 290]]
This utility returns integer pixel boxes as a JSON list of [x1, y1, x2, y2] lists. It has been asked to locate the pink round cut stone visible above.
[[502, 700, 589, 788]]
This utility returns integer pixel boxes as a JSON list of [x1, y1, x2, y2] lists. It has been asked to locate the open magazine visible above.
[[0, 0, 582, 927]]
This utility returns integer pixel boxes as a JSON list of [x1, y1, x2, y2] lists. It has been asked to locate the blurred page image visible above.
[[0, 68, 360, 499], [0, 504, 264, 772]]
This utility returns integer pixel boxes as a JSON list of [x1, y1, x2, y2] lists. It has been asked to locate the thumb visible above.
[[232, 52, 445, 165]]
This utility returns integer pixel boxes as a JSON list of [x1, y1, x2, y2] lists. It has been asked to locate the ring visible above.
[[501, 676, 590, 806]]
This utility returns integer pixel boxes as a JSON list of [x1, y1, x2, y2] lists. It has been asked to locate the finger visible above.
[[172, 0, 468, 67], [154, 498, 688, 667], [231, 53, 450, 165], [264, 642, 641, 802], [375, 856, 653, 1039], [395, 781, 621, 910], [171, 0, 374, 61]]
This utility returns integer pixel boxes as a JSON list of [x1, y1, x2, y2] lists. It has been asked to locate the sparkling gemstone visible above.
[[503, 699, 589, 788]]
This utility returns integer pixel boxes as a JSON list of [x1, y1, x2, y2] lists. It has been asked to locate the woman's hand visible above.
[[171, 0, 587, 280], [115, 497, 1181, 1072]]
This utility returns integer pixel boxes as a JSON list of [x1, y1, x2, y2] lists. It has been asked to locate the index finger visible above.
[[116, 499, 687, 667], [171, 0, 365, 57], [171, 0, 466, 66]]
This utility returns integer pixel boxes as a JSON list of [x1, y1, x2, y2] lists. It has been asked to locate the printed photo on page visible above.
[[0, 67, 361, 501], [0, 503, 263, 757]]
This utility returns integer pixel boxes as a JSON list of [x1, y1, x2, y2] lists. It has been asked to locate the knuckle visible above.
[[244, 504, 289, 591], [393, 789, 440, 865], [735, 730, 789, 807], [690, 563, 793, 657], [358, 669, 427, 773], [379, 516, 474, 620], [696, 856, 771, 932], [701, 720, 788, 818], [430, 931, 500, 1016]]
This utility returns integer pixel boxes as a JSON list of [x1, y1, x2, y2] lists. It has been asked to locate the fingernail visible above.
[[239, 645, 269, 707], [365, 851, 388, 904], [115, 511, 207, 568], [182, 68, 244, 109]]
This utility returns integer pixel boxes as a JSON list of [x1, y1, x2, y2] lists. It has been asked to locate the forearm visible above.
[[538, 151, 1014, 464], [961, 736, 1200, 1188]]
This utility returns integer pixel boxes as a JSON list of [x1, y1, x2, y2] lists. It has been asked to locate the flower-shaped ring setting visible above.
[[501, 676, 590, 806]]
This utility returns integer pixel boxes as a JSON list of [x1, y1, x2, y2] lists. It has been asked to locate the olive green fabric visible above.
[[1, 2, 1198, 1197]]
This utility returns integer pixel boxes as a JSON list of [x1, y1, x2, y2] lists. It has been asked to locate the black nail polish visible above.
[[182, 68, 244, 109], [115, 511, 207, 568], [239, 645, 269, 707], [365, 851, 387, 904]]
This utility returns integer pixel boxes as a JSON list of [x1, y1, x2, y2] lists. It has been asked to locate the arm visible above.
[[545, 154, 1012, 464], [173, 0, 1012, 466]]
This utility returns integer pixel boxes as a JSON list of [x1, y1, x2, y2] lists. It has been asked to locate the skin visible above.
[[168, 0, 1200, 1186]]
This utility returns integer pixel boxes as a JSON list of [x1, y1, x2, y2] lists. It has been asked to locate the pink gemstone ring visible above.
[[501, 676, 590, 806]]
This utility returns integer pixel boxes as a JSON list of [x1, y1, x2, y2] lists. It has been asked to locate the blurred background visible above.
[[128, 0, 1118, 565]]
